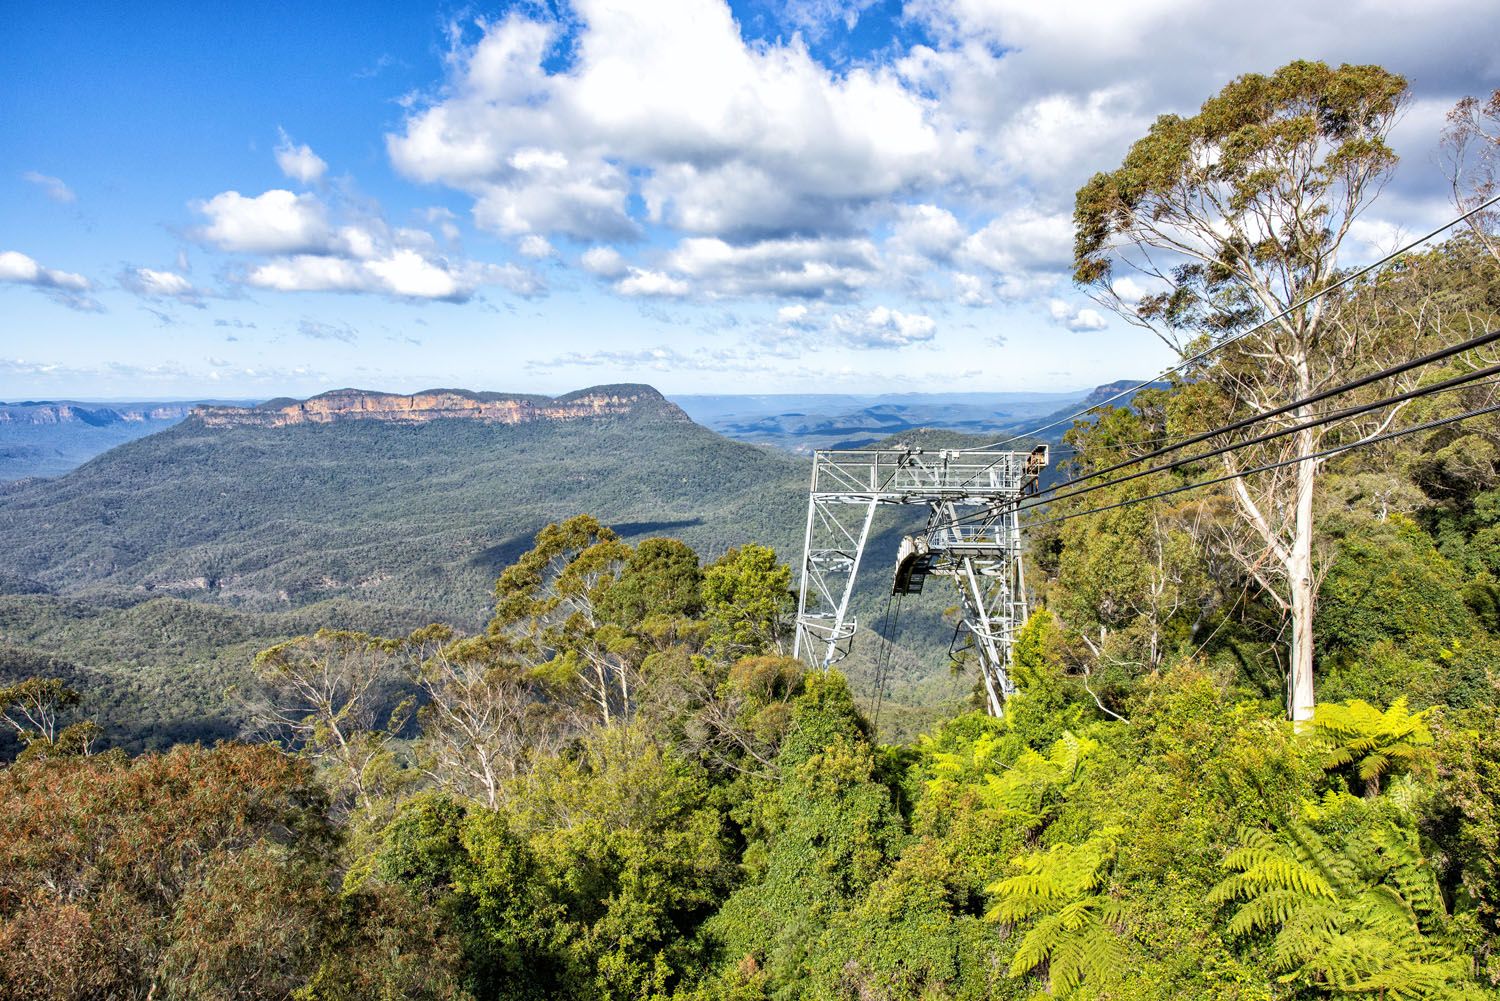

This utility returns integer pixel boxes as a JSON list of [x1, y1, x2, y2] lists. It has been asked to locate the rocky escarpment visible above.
[[193, 384, 690, 428], [0, 401, 197, 426]]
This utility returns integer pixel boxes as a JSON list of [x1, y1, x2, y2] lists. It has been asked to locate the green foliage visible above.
[[1422, 708, 1500, 983], [1075, 59, 1407, 319], [987, 829, 1128, 994], [5, 102, 1500, 1000], [1210, 810, 1477, 998], [1313, 698, 1436, 798], [701, 544, 796, 659], [1317, 517, 1478, 658], [709, 688, 904, 999], [0, 675, 100, 761]]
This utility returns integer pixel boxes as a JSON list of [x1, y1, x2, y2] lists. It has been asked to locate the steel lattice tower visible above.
[[792, 445, 1047, 716]]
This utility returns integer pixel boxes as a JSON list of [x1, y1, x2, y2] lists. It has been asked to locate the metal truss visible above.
[[792, 445, 1046, 717]]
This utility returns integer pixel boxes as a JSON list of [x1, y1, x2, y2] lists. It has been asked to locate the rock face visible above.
[[193, 384, 689, 428], [0, 402, 197, 426]]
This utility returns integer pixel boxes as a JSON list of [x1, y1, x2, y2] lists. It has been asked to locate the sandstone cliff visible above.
[[193, 384, 689, 428], [0, 401, 198, 426]]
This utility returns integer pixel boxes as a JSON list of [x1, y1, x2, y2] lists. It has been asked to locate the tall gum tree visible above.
[[1443, 87, 1500, 262], [1072, 61, 1409, 723]]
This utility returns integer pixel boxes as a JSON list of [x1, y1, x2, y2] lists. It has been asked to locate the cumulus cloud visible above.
[[368, 0, 1495, 322], [246, 250, 540, 302], [189, 187, 543, 302], [518, 234, 555, 258], [1048, 298, 1108, 332], [0, 250, 99, 311], [121, 267, 208, 307], [664, 236, 879, 299], [953, 272, 993, 307], [777, 303, 814, 327], [960, 208, 1075, 277], [890, 203, 965, 262], [387, 1, 966, 247], [615, 268, 690, 298], [830, 305, 937, 348], [194, 189, 332, 254], [275, 129, 328, 185], [580, 246, 628, 278], [23, 171, 76, 204]]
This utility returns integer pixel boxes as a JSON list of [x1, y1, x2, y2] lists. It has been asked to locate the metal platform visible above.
[[792, 445, 1046, 717]]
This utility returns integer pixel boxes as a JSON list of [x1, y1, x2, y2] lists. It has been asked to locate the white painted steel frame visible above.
[[792, 447, 1042, 716]]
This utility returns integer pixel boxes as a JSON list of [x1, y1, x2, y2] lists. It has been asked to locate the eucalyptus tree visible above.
[[1443, 87, 1500, 262], [1073, 60, 1410, 722]]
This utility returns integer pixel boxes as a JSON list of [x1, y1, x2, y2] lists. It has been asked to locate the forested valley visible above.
[[5, 64, 1500, 1001]]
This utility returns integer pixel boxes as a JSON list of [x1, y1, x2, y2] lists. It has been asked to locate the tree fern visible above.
[[1312, 698, 1435, 797], [1210, 814, 1479, 998], [986, 828, 1126, 994]]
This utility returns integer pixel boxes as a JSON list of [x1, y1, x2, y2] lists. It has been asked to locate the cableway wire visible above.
[[962, 191, 1500, 459], [1015, 395, 1500, 532], [1019, 326, 1500, 503], [870, 591, 903, 737], [936, 366, 1500, 536]]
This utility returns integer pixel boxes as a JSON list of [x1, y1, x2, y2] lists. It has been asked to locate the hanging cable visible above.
[[865, 586, 896, 725], [1019, 327, 1500, 500], [1021, 363, 1500, 516], [937, 369, 1500, 536], [870, 591, 903, 737], [1020, 396, 1500, 531]]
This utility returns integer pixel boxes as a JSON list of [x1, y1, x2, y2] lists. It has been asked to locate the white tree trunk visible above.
[[1286, 427, 1318, 727]]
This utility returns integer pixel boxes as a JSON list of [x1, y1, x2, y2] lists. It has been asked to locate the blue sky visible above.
[[3, 0, 1497, 400]]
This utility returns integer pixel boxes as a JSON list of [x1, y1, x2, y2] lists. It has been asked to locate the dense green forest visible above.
[[0, 395, 984, 748], [4, 63, 1500, 999]]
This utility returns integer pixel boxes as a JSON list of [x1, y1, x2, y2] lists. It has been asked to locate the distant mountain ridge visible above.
[[195, 384, 687, 428], [1024, 379, 1171, 433], [0, 400, 201, 426], [0, 399, 233, 481]]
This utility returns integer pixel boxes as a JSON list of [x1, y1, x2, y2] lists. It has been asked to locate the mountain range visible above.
[[0, 399, 229, 481], [0, 380, 1145, 750], [0, 384, 1135, 482], [1, 385, 946, 748]]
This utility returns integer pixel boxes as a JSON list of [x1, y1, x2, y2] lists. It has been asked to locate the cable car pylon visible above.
[[792, 444, 1046, 717]]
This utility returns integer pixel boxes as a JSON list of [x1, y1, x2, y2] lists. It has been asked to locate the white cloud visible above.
[[245, 250, 541, 302], [665, 236, 879, 299], [371, 0, 1500, 321], [387, 1, 966, 245], [193, 189, 331, 254], [424, 206, 462, 243], [23, 171, 76, 204], [364, 249, 466, 299], [831, 305, 937, 348], [960, 208, 1074, 276], [780, 0, 882, 39], [953, 272, 992, 307], [1048, 298, 1108, 332], [191, 187, 542, 302], [298, 318, 357, 343], [518, 234, 555, 258], [615, 268, 690, 298], [890, 203, 965, 261], [0, 249, 99, 311], [581, 246, 628, 278], [122, 266, 208, 307], [777, 303, 813, 326], [275, 129, 328, 185]]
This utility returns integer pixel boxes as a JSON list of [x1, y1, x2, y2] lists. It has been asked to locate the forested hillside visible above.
[[3, 63, 1500, 1001], [0, 392, 990, 748]]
